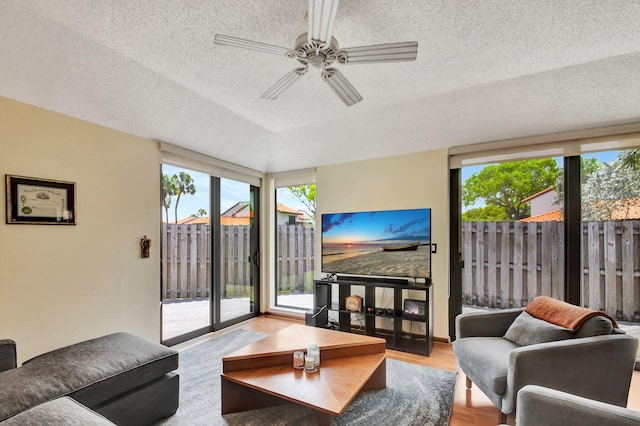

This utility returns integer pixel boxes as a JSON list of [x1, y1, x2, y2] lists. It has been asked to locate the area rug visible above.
[[155, 329, 457, 426]]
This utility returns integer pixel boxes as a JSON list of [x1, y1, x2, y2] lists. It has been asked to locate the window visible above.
[[274, 183, 316, 310], [580, 150, 640, 322], [460, 157, 564, 311], [450, 130, 640, 333]]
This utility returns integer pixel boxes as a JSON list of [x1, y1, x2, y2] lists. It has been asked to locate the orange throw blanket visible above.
[[525, 296, 618, 330]]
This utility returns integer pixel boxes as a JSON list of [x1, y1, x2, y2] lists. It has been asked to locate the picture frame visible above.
[[6, 175, 76, 225], [403, 299, 426, 320]]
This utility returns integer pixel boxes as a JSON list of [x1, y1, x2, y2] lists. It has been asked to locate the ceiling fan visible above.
[[214, 0, 418, 106]]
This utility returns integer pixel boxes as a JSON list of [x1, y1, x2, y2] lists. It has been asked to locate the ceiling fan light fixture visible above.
[[322, 68, 362, 106], [308, 0, 340, 45]]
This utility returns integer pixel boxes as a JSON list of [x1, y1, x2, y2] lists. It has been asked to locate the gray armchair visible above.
[[515, 385, 640, 426], [453, 308, 638, 423]]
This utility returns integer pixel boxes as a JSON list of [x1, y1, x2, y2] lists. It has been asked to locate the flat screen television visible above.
[[321, 208, 431, 280]]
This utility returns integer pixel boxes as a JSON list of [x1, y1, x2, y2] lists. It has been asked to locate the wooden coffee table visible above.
[[221, 324, 387, 425]]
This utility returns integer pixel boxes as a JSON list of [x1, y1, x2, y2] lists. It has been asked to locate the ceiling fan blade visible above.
[[261, 68, 308, 100], [214, 34, 294, 57], [322, 68, 362, 106], [337, 42, 418, 64], [308, 0, 340, 45]]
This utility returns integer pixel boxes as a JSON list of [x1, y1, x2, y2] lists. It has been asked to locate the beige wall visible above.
[[0, 97, 161, 363], [0, 95, 452, 363], [316, 150, 450, 339]]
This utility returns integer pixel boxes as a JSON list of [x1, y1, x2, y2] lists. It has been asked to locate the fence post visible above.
[[463, 222, 473, 305], [161, 224, 169, 300], [500, 222, 511, 307], [487, 222, 497, 307], [622, 221, 635, 321], [168, 224, 178, 299], [513, 222, 524, 307], [587, 222, 601, 310], [475, 222, 485, 306], [297, 225, 304, 292], [604, 221, 617, 317]]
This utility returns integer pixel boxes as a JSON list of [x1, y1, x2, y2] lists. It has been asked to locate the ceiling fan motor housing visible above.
[[293, 33, 339, 68]]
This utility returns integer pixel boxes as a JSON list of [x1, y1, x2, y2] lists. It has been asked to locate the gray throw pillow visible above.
[[504, 311, 574, 346], [574, 315, 613, 338]]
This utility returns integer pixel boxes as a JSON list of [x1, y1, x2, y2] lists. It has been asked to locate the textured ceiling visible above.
[[1, 1, 639, 173]]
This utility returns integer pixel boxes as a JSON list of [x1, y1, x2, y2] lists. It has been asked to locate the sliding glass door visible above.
[[217, 178, 259, 324], [161, 165, 211, 341], [161, 168, 259, 345]]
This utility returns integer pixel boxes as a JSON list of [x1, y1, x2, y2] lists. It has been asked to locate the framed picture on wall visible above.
[[5, 175, 76, 225]]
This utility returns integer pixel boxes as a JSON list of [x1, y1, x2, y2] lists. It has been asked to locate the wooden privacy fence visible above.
[[276, 224, 315, 293], [162, 223, 315, 301], [162, 223, 251, 301], [463, 221, 640, 322]]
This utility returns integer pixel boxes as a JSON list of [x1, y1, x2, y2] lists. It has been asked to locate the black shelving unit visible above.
[[313, 276, 433, 356]]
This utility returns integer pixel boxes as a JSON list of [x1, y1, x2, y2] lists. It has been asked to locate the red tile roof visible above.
[[519, 209, 563, 222]]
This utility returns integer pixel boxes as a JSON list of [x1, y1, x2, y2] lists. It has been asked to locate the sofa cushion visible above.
[[504, 312, 574, 346], [25, 332, 178, 407], [453, 337, 519, 396], [0, 332, 178, 421], [1, 397, 115, 426], [574, 315, 614, 338]]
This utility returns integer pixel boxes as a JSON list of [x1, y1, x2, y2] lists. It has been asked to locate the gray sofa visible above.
[[514, 385, 640, 426], [453, 307, 639, 423], [0, 332, 179, 425]]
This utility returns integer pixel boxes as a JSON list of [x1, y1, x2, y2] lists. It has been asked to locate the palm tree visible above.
[[172, 172, 196, 224], [197, 208, 207, 217], [161, 174, 175, 224]]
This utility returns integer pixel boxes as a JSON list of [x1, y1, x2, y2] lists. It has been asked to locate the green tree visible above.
[[554, 157, 602, 203], [171, 172, 196, 224], [582, 159, 640, 220], [162, 174, 176, 224], [616, 149, 640, 171], [196, 208, 207, 217], [287, 184, 316, 221], [462, 205, 510, 221], [463, 159, 561, 221]]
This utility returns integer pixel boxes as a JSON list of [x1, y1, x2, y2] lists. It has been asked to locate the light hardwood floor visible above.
[[175, 315, 640, 426]]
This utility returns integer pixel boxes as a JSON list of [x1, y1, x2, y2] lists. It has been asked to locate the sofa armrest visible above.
[[501, 334, 638, 414], [0, 339, 17, 372], [516, 385, 640, 426], [455, 308, 523, 339]]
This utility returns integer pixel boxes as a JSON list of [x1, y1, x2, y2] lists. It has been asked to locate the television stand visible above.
[[312, 277, 433, 356]]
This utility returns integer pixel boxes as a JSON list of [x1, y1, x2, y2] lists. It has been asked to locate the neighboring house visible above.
[[168, 202, 312, 226], [175, 216, 209, 225], [275, 203, 313, 226], [522, 187, 559, 217], [221, 201, 251, 226], [519, 187, 563, 222], [520, 187, 640, 222]]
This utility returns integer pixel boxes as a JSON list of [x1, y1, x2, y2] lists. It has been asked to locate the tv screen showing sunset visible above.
[[321, 208, 431, 278]]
